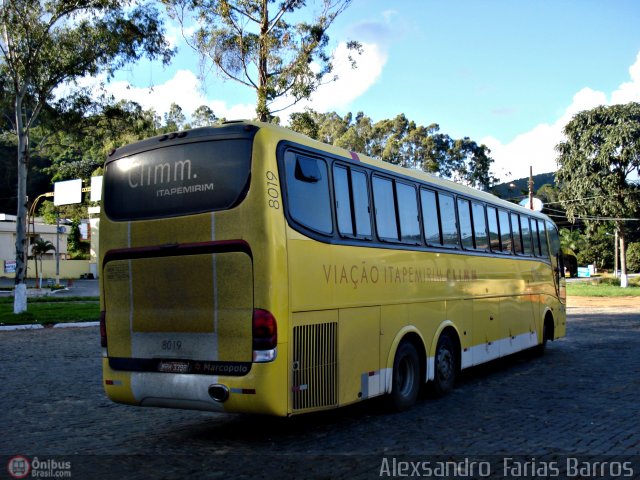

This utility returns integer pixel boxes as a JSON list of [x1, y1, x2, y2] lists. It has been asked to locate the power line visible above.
[[543, 190, 640, 206], [546, 213, 639, 222]]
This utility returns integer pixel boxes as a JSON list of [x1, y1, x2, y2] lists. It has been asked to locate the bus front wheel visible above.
[[389, 340, 420, 411], [433, 333, 457, 397]]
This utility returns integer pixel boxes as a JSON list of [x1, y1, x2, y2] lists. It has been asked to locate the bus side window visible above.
[[285, 152, 333, 235], [351, 170, 372, 238], [439, 193, 459, 248], [372, 176, 399, 241], [511, 213, 523, 254], [498, 209, 512, 253], [457, 198, 474, 249], [531, 218, 542, 256], [396, 182, 421, 244], [538, 220, 549, 258], [333, 165, 353, 236], [521, 216, 533, 255], [420, 188, 441, 246], [487, 206, 501, 252], [472, 202, 489, 250], [547, 221, 564, 283]]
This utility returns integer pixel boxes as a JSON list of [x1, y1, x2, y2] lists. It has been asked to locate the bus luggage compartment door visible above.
[[103, 250, 253, 365]]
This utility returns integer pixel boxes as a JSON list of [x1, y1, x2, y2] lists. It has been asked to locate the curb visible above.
[[54, 321, 100, 329], [0, 321, 99, 332], [0, 324, 43, 331]]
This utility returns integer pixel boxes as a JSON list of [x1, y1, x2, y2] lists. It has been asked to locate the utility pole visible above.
[[528, 166, 534, 210], [56, 211, 60, 286], [614, 230, 619, 278]]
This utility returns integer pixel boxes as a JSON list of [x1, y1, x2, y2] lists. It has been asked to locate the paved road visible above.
[[1, 307, 638, 479], [0, 278, 98, 297]]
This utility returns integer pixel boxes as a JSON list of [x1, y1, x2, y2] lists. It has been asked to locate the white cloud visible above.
[[98, 40, 386, 125], [483, 51, 640, 182], [272, 41, 387, 118], [103, 70, 255, 121]]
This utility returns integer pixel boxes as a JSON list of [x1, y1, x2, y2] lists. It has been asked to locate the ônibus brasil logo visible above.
[[7, 455, 30, 479]]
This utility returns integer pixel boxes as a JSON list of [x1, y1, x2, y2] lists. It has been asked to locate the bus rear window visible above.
[[104, 139, 253, 220]]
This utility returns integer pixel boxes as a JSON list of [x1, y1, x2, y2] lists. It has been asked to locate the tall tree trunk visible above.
[[256, 0, 269, 122], [13, 96, 29, 313], [619, 227, 628, 288], [34, 251, 39, 289]]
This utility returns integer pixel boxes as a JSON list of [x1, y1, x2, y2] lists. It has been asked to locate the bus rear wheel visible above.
[[389, 340, 420, 411], [433, 333, 457, 397]]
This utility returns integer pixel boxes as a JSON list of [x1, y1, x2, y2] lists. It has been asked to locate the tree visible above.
[[191, 105, 219, 127], [627, 243, 640, 273], [289, 109, 498, 190], [559, 228, 587, 254], [576, 225, 614, 272], [165, 0, 360, 121], [163, 102, 186, 132], [31, 238, 55, 289], [0, 0, 173, 312], [556, 102, 640, 287]]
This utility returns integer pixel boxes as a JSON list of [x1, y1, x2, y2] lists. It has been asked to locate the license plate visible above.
[[158, 361, 190, 373]]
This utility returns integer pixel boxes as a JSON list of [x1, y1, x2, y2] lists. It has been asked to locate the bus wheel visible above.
[[389, 340, 420, 411], [534, 321, 549, 357], [433, 333, 456, 397]]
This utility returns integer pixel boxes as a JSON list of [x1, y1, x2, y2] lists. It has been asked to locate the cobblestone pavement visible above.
[[1, 307, 638, 479]]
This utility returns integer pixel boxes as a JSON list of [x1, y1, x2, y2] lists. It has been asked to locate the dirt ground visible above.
[[567, 295, 639, 310]]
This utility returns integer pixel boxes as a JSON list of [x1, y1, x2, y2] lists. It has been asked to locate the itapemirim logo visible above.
[[7, 455, 30, 479]]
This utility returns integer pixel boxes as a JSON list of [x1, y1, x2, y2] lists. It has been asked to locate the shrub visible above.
[[627, 243, 640, 273]]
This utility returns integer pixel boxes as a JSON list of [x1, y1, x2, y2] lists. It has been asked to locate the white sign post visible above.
[[54, 179, 82, 206]]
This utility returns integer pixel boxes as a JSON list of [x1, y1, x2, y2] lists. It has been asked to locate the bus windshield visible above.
[[104, 139, 253, 221]]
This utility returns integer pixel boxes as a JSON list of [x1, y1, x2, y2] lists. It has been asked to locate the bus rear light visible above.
[[252, 309, 277, 362], [100, 311, 107, 348]]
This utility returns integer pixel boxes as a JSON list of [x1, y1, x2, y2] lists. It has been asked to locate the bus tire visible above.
[[433, 332, 457, 397], [534, 318, 552, 356], [389, 340, 420, 412]]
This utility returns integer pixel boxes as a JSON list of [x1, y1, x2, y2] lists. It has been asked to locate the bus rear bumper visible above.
[[102, 356, 288, 415]]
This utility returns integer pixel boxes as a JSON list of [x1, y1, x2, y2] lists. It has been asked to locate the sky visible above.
[[101, 0, 640, 183]]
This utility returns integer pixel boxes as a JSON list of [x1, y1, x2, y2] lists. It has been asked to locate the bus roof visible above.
[[248, 121, 552, 222]]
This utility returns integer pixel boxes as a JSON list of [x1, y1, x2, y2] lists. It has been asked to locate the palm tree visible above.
[[31, 239, 55, 289], [559, 228, 586, 278]]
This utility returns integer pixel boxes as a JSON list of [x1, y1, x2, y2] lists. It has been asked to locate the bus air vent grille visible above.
[[292, 322, 338, 410]]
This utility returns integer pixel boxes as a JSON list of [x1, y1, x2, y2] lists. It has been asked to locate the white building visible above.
[[1, 213, 70, 276]]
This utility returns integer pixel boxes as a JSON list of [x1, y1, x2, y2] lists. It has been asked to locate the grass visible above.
[[0, 297, 99, 326], [567, 276, 640, 297]]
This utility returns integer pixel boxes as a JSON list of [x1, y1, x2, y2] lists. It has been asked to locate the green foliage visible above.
[[1, 0, 174, 294], [164, 0, 360, 121], [191, 105, 219, 127], [559, 228, 587, 253], [67, 221, 82, 253], [289, 109, 498, 190], [37, 201, 87, 225], [575, 226, 614, 270], [556, 102, 640, 224], [627, 242, 640, 272], [163, 102, 186, 132], [31, 238, 55, 258], [556, 102, 640, 282], [42, 100, 163, 182]]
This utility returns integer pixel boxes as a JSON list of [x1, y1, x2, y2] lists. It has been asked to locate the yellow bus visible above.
[[100, 121, 566, 416]]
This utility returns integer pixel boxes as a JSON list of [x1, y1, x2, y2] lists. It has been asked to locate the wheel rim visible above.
[[436, 345, 453, 383], [397, 356, 416, 396]]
